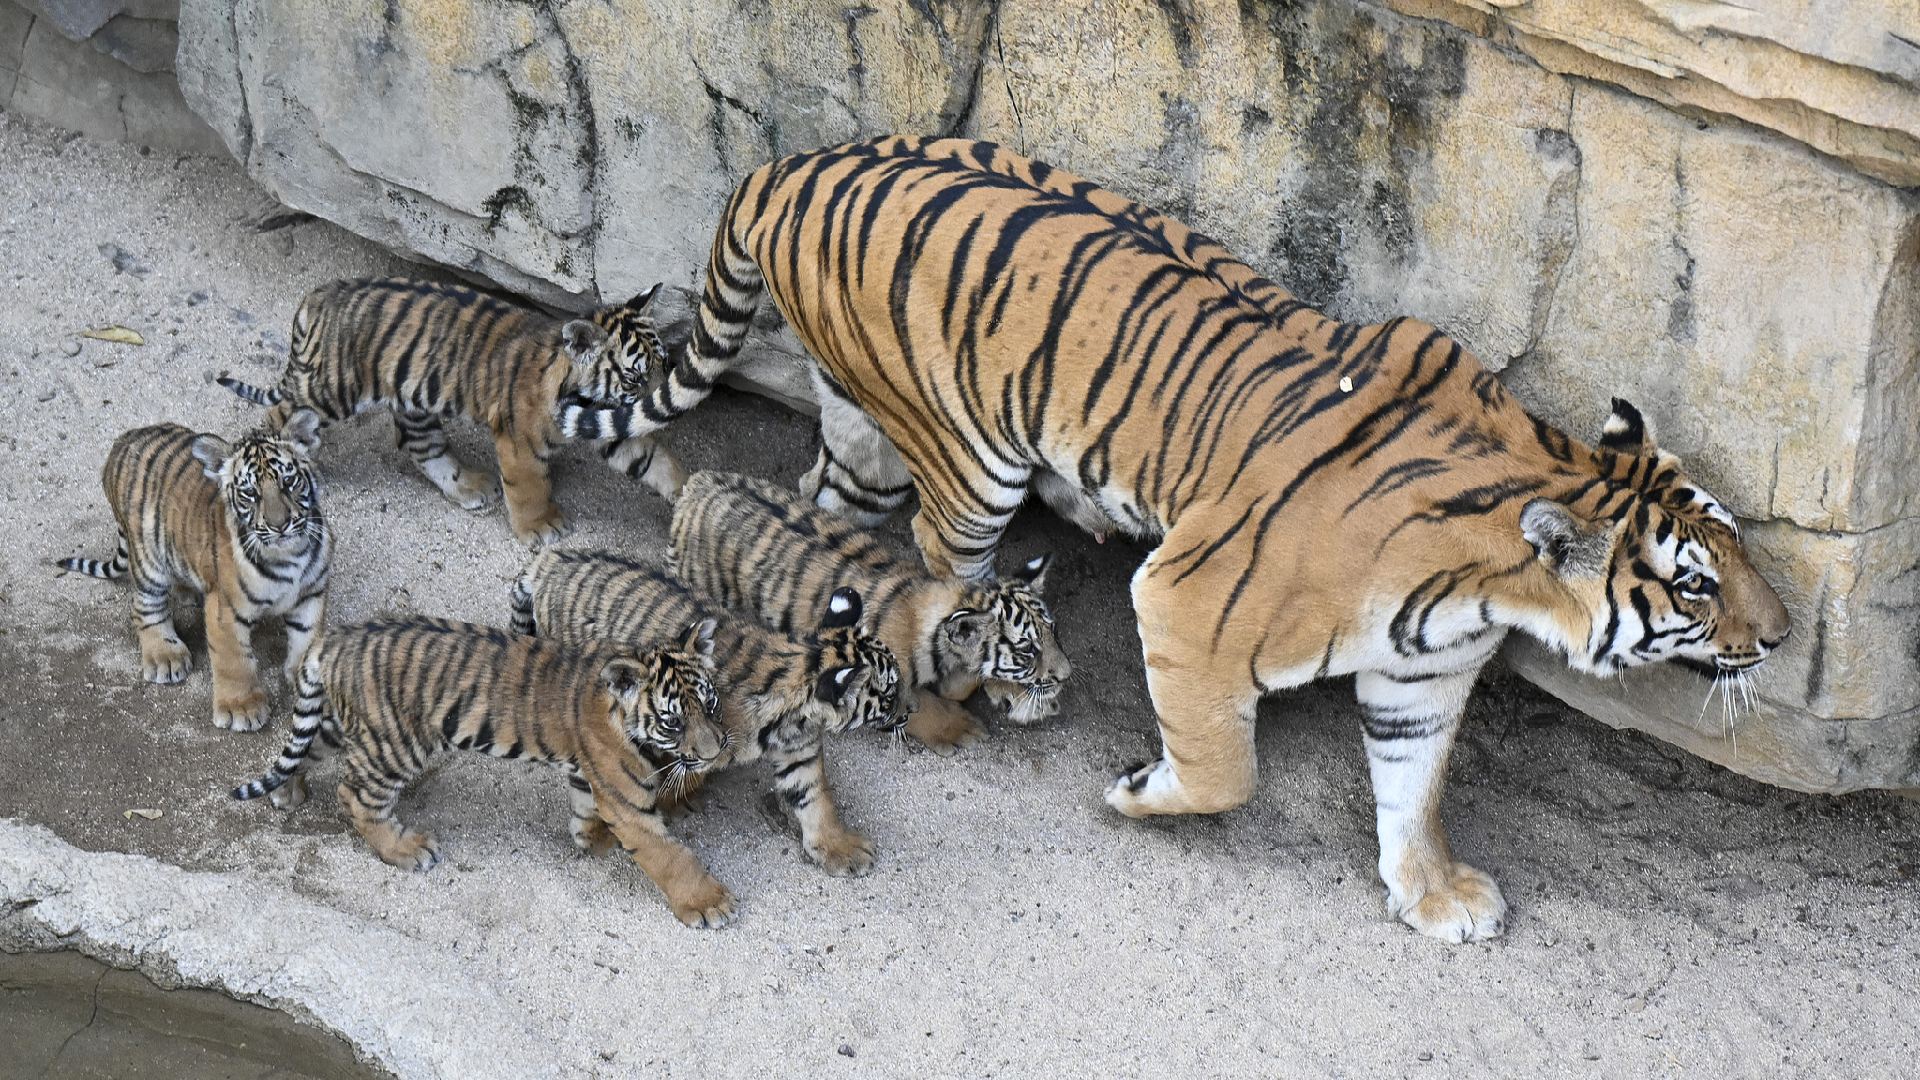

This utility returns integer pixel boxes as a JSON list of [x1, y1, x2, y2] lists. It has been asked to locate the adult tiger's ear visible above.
[[189, 433, 232, 480], [624, 282, 661, 312], [814, 665, 863, 705], [821, 587, 863, 630], [1597, 397, 1654, 454], [680, 617, 718, 663], [1520, 498, 1614, 579], [279, 408, 323, 457], [560, 319, 609, 366], [1010, 552, 1052, 593]]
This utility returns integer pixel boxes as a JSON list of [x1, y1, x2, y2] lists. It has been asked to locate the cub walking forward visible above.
[[57, 412, 329, 731], [233, 617, 739, 928], [511, 549, 902, 876]]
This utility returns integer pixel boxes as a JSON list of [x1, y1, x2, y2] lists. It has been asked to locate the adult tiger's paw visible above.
[[375, 828, 441, 873], [213, 688, 269, 731], [670, 879, 738, 929], [451, 469, 501, 511], [1102, 761, 1157, 818], [514, 508, 572, 550], [1388, 861, 1507, 944], [141, 637, 192, 684]]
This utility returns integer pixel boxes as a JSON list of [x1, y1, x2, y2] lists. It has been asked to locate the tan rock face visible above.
[[171, 0, 1920, 790]]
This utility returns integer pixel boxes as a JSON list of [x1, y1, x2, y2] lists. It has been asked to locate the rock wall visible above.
[[1, 0, 225, 154], [167, 0, 1920, 792]]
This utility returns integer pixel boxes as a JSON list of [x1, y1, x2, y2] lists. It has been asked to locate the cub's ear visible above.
[[680, 617, 718, 662], [279, 408, 323, 457], [624, 283, 661, 311], [1597, 397, 1654, 454], [1520, 498, 1614, 578], [942, 609, 987, 646], [189, 434, 231, 480], [814, 665, 863, 705], [560, 319, 609, 365], [1010, 552, 1052, 593], [601, 657, 645, 702], [821, 587, 863, 630]]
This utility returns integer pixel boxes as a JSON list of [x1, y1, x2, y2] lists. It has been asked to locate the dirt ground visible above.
[[2, 111, 1918, 1079]]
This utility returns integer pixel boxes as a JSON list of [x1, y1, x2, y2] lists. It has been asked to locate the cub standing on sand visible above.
[[218, 277, 685, 548], [511, 549, 903, 876], [570, 136, 1791, 943], [670, 471, 1067, 754], [233, 616, 740, 929], [57, 411, 330, 731]]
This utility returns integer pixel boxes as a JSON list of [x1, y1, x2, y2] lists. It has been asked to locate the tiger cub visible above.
[[217, 277, 684, 548], [670, 471, 1068, 754], [233, 616, 739, 928], [510, 549, 903, 876], [57, 411, 329, 731]]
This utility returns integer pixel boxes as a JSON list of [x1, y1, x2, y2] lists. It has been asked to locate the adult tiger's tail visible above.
[[56, 532, 130, 579], [559, 173, 768, 442], [231, 651, 334, 800]]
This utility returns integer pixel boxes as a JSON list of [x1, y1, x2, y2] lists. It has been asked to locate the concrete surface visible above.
[[2, 112, 1919, 1080]]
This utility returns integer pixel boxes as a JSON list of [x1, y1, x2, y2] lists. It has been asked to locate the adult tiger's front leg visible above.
[[1354, 670, 1506, 943]]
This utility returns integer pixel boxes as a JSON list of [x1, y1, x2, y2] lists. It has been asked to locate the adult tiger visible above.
[[570, 136, 1791, 942]]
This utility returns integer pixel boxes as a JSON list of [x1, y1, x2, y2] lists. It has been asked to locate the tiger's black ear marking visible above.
[[602, 658, 643, 700], [624, 283, 661, 311], [815, 665, 862, 705], [943, 609, 987, 645], [189, 433, 231, 480], [1011, 552, 1052, 592], [561, 319, 609, 364], [280, 408, 323, 457], [822, 587, 863, 630], [1520, 498, 1611, 578], [1598, 397, 1651, 453]]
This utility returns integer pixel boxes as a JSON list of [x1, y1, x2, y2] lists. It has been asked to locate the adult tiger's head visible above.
[[191, 408, 326, 561], [560, 283, 669, 403], [810, 587, 907, 734], [954, 554, 1072, 724], [610, 617, 730, 774], [1520, 400, 1790, 677]]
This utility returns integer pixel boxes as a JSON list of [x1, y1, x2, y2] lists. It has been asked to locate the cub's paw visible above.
[[572, 818, 620, 857], [669, 878, 737, 930], [268, 775, 309, 810], [905, 696, 984, 757], [451, 469, 501, 511], [513, 509, 572, 550], [1388, 862, 1507, 944], [213, 688, 270, 731], [1102, 760, 1157, 819], [141, 638, 192, 684], [805, 831, 877, 877], [374, 828, 441, 873]]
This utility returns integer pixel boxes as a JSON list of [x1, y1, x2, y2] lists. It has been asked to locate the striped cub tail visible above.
[[508, 575, 538, 637], [56, 534, 130, 579], [232, 653, 330, 801], [215, 373, 283, 407]]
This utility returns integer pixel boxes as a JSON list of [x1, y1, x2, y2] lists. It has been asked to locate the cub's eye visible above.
[[1674, 572, 1719, 599]]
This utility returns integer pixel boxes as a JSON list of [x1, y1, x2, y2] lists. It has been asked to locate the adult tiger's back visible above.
[[617, 137, 1789, 944]]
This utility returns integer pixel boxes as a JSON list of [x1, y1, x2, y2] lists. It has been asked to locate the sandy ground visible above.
[[2, 111, 1919, 1080]]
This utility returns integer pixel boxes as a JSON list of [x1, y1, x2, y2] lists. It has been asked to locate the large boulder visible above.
[[171, 0, 1920, 793]]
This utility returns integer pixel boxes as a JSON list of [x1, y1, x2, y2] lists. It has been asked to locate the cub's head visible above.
[[1520, 399, 1790, 677], [607, 618, 729, 774], [192, 408, 326, 559], [560, 283, 668, 403], [809, 588, 906, 734], [947, 554, 1071, 724]]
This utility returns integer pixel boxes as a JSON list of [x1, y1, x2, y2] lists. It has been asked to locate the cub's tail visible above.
[[215, 373, 283, 407], [56, 534, 130, 579], [232, 652, 332, 800], [508, 574, 538, 637]]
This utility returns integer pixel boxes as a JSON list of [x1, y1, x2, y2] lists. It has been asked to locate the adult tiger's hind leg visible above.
[[798, 365, 913, 528], [393, 406, 498, 510], [1355, 669, 1506, 943]]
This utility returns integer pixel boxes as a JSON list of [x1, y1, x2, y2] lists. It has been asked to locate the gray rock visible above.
[[89, 13, 177, 73], [58, 339, 79, 356]]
